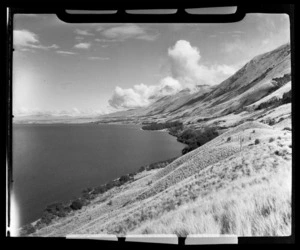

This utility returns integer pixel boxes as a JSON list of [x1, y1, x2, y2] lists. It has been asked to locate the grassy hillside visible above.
[[28, 117, 291, 236], [20, 43, 292, 237]]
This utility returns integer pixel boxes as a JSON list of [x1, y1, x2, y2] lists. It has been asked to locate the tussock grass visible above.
[[132, 166, 291, 236], [32, 122, 291, 237], [135, 122, 274, 202]]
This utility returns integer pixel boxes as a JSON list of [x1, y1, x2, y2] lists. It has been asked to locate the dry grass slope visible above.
[[31, 120, 291, 237]]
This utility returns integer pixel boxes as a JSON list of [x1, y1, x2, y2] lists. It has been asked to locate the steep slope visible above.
[[97, 43, 291, 125], [166, 43, 291, 119], [30, 120, 291, 236]]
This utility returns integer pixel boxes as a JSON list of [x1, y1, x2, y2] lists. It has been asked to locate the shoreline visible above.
[[18, 124, 184, 235], [21, 155, 180, 234]]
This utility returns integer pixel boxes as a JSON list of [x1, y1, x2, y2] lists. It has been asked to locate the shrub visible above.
[[269, 137, 275, 143], [282, 90, 291, 104], [82, 187, 92, 194], [141, 121, 183, 131], [227, 137, 231, 142], [255, 139, 260, 145], [20, 224, 36, 236], [40, 212, 55, 225], [268, 119, 276, 126], [70, 199, 83, 210], [107, 200, 112, 206], [105, 180, 115, 190], [92, 185, 107, 195], [182, 143, 198, 155], [253, 130, 255, 133], [179, 127, 219, 155], [138, 166, 146, 173], [82, 191, 93, 200], [45, 202, 70, 218], [119, 175, 131, 184]]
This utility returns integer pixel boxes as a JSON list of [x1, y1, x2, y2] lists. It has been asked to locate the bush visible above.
[[282, 90, 291, 104], [142, 121, 183, 131], [92, 185, 107, 195], [227, 137, 231, 142], [105, 180, 115, 190], [107, 200, 112, 206], [45, 202, 70, 218], [40, 212, 55, 225], [268, 119, 276, 126], [255, 139, 260, 145], [70, 199, 83, 210], [20, 224, 36, 236], [269, 137, 275, 143], [119, 175, 131, 184], [178, 127, 219, 155], [82, 187, 92, 194], [182, 143, 198, 155], [138, 166, 146, 173]]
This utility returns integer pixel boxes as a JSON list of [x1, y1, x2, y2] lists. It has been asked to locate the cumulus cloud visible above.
[[108, 77, 183, 109], [108, 40, 237, 109], [74, 42, 91, 49], [100, 24, 158, 41], [168, 40, 236, 88], [14, 29, 59, 51]]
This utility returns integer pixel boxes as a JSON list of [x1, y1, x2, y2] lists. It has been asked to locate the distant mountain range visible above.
[[99, 43, 291, 126]]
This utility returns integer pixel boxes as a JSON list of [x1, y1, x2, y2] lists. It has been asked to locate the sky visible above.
[[13, 13, 290, 117]]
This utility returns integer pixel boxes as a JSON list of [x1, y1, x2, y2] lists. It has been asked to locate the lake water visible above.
[[12, 123, 185, 226]]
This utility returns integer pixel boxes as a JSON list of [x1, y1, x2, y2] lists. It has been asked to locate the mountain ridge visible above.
[[96, 43, 290, 127]]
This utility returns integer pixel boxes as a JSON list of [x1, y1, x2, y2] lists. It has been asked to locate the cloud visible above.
[[14, 107, 111, 117], [99, 24, 158, 41], [14, 29, 59, 51], [168, 40, 236, 88], [74, 42, 91, 49], [108, 40, 237, 110], [74, 29, 94, 36], [108, 77, 184, 109], [88, 56, 110, 60], [56, 50, 77, 55]]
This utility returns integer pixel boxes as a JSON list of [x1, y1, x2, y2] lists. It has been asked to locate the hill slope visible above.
[[30, 121, 291, 236], [98, 43, 291, 126], [22, 44, 292, 237]]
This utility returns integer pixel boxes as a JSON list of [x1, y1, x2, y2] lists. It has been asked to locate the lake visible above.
[[12, 123, 185, 227]]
